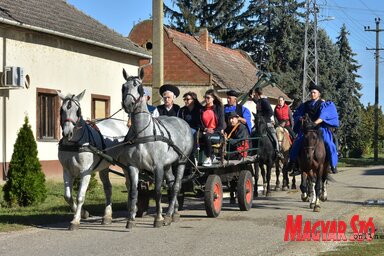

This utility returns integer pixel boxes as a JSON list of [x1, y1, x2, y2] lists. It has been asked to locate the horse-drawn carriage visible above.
[[57, 69, 304, 230]]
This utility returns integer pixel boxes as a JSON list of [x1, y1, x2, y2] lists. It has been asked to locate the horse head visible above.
[[121, 68, 145, 114], [57, 90, 85, 140], [252, 113, 267, 136], [301, 114, 321, 162]]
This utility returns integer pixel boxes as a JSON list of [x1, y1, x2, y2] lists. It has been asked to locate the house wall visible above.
[[0, 25, 143, 180]]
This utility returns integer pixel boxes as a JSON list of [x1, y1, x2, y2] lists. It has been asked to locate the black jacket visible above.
[[178, 105, 203, 130], [157, 104, 180, 117]]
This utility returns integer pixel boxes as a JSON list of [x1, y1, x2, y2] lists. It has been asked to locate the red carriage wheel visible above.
[[237, 170, 254, 211], [204, 175, 223, 217]]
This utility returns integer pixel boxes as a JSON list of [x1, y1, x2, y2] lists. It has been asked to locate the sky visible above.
[[66, 0, 384, 106]]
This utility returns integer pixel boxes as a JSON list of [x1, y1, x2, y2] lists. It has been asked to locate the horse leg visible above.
[[63, 170, 76, 213], [253, 162, 259, 197], [153, 167, 165, 228], [275, 159, 281, 191], [99, 169, 112, 225], [300, 173, 308, 202], [291, 176, 297, 190], [165, 164, 185, 225], [265, 163, 272, 197], [69, 171, 91, 231], [308, 174, 316, 209], [320, 177, 328, 202], [260, 164, 267, 195], [313, 173, 321, 212], [125, 166, 139, 229], [282, 159, 289, 191]]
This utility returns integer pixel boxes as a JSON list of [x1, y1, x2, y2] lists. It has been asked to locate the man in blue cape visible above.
[[286, 82, 339, 175]]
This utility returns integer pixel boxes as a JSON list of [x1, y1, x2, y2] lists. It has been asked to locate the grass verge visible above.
[[0, 180, 128, 232]]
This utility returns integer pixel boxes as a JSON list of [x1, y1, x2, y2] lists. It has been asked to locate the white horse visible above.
[[119, 68, 193, 228], [58, 90, 128, 230]]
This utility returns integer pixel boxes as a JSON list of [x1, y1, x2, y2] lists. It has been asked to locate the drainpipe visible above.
[[1, 37, 7, 180]]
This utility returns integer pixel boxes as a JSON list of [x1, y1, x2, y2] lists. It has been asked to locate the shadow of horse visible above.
[[251, 114, 276, 197], [297, 114, 329, 212]]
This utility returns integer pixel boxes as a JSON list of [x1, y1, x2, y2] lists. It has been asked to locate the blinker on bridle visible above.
[[61, 95, 82, 127]]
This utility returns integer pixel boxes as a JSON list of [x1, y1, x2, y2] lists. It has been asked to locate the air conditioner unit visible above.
[[3, 66, 24, 87]]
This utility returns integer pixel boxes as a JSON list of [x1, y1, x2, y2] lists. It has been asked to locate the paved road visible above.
[[1, 166, 383, 256]]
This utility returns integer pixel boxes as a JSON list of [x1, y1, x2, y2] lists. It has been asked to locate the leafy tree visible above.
[[334, 24, 363, 155], [3, 116, 47, 207], [164, 0, 246, 46]]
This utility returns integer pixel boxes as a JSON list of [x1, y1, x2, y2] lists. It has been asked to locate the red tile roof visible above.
[[165, 27, 290, 100]]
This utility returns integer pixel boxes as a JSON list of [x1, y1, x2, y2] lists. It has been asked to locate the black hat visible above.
[[227, 90, 241, 97], [227, 111, 240, 119], [308, 82, 323, 94], [159, 84, 180, 98]]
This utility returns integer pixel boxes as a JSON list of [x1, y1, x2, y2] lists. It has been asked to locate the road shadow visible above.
[[363, 168, 384, 176]]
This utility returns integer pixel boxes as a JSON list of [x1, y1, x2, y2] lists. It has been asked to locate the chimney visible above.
[[199, 28, 209, 51]]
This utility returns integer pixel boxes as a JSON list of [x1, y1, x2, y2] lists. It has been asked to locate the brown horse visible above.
[[297, 114, 329, 212], [275, 124, 295, 191]]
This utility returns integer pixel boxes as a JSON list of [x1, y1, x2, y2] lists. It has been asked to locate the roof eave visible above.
[[0, 17, 152, 59]]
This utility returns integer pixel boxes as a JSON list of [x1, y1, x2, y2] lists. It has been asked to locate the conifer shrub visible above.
[[2, 116, 47, 207]]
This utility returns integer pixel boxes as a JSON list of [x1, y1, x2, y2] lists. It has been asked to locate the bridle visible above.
[[122, 77, 143, 108], [61, 96, 82, 127]]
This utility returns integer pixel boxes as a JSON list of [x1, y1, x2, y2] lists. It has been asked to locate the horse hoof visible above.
[[101, 217, 112, 225], [254, 191, 259, 198], [314, 205, 321, 212], [301, 194, 309, 202], [164, 215, 172, 226], [68, 223, 79, 231], [309, 203, 315, 209], [81, 210, 90, 220], [153, 219, 164, 228], [172, 213, 181, 223], [320, 195, 327, 202], [266, 191, 272, 197], [126, 220, 135, 229], [291, 185, 297, 190], [275, 186, 281, 191], [262, 190, 266, 196], [282, 186, 288, 191]]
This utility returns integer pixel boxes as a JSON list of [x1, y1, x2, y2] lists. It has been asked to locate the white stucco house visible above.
[[0, 0, 151, 179]]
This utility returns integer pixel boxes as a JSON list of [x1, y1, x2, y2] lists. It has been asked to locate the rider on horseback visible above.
[[250, 87, 283, 159], [286, 82, 339, 175]]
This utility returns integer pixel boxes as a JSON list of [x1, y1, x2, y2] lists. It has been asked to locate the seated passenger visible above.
[[201, 89, 226, 167], [153, 84, 180, 117], [178, 92, 203, 136], [225, 111, 249, 160], [178, 92, 203, 161], [224, 90, 253, 134]]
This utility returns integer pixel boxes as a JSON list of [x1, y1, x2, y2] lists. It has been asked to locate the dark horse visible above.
[[297, 114, 329, 212], [252, 114, 276, 197]]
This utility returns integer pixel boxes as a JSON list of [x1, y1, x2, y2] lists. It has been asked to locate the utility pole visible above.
[[152, 0, 164, 106], [302, 0, 319, 102], [365, 18, 384, 162]]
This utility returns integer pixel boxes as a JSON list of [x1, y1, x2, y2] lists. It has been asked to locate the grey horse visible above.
[[58, 90, 128, 230], [119, 68, 193, 228]]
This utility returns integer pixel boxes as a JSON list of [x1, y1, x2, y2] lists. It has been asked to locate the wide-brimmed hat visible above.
[[308, 82, 323, 94], [227, 90, 241, 97], [159, 84, 180, 98], [227, 111, 239, 119]]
